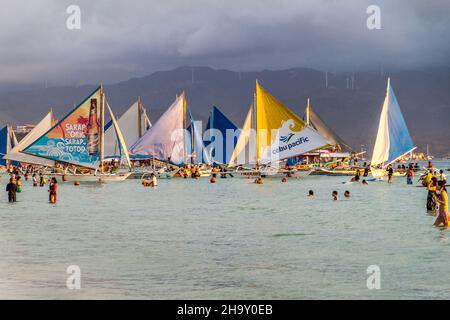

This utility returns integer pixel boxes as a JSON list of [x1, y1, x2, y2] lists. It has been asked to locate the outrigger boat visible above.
[[370, 78, 416, 178], [228, 81, 330, 178], [130, 92, 211, 178], [23, 86, 132, 182], [104, 96, 151, 161], [301, 99, 367, 176]]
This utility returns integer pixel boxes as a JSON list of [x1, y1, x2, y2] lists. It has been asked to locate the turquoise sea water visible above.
[[0, 161, 449, 299]]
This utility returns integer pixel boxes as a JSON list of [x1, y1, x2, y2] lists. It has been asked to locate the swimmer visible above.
[[254, 177, 263, 184], [332, 191, 339, 201]]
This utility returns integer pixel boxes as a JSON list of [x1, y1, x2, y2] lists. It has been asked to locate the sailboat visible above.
[[2, 111, 56, 167], [104, 96, 151, 161], [23, 86, 132, 182], [370, 78, 416, 178], [303, 99, 352, 153], [229, 80, 330, 178], [301, 99, 364, 176], [203, 106, 239, 165], [0, 125, 19, 168], [130, 92, 189, 178]]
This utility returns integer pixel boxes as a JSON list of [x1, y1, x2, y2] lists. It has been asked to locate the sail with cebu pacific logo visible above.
[[230, 80, 330, 167], [256, 80, 330, 164]]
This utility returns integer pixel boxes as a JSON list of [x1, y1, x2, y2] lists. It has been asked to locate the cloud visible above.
[[0, 0, 448, 84]]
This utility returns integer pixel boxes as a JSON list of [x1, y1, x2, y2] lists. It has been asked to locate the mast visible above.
[[182, 91, 187, 164], [138, 96, 143, 138], [100, 85, 105, 173], [254, 80, 259, 169], [306, 98, 310, 126], [190, 111, 195, 164]]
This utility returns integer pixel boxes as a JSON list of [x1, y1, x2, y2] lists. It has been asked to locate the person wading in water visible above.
[[6, 177, 17, 203], [406, 164, 414, 185], [48, 177, 58, 203], [427, 176, 438, 213], [387, 165, 394, 183], [434, 181, 449, 227]]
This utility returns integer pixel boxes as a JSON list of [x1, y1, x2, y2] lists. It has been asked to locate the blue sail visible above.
[[0, 126, 19, 166], [386, 84, 414, 164], [0, 126, 9, 166], [371, 79, 415, 167], [203, 106, 238, 164]]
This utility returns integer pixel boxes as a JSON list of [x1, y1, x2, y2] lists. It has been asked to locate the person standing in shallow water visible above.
[[48, 177, 58, 203], [406, 164, 414, 185], [39, 173, 46, 187], [427, 176, 438, 213], [387, 165, 394, 183], [16, 176, 22, 193], [434, 181, 449, 227], [6, 177, 17, 203]]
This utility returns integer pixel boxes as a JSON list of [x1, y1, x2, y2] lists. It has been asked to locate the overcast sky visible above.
[[0, 0, 449, 85]]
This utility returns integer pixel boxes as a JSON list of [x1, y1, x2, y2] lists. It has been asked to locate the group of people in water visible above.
[[4, 166, 58, 203], [420, 164, 448, 227], [2, 160, 450, 229], [307, 190, 350, 201]]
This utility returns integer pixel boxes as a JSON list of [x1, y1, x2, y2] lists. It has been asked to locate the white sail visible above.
[[3, 112, 56, 166], [130, 94, 186, 164], [371, 78, 415, 168], [104, 101, 150, 158], [10, 128, 18, 146], [106, 102, 131, 168], [229, 106, 257, 166], [371, 85, 391, 167]]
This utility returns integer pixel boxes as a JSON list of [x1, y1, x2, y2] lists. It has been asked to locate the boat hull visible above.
[[56, 172, 132, 182], [313, 167, 363, 176], [232, 169, 312, 179]]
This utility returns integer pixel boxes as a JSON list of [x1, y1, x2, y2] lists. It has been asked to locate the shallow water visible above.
[[0, 162, 449, 299]]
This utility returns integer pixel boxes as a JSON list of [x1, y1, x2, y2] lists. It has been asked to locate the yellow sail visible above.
[[255, 80, 330, 164], [256, 81, 305, 159]]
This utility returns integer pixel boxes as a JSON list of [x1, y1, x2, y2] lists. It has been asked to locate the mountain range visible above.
[[0, 66, 449, 157]]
